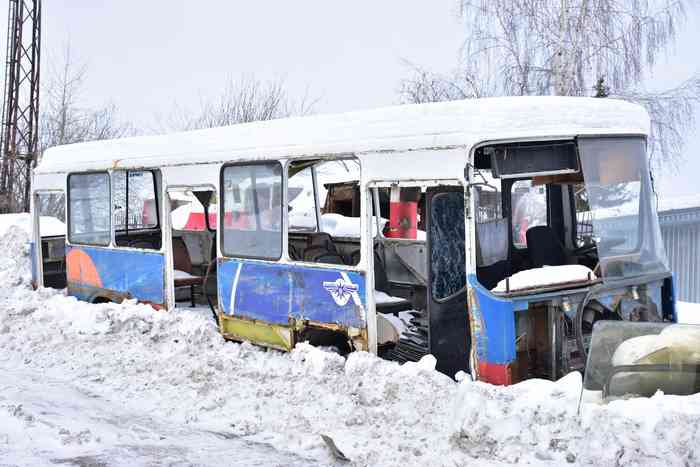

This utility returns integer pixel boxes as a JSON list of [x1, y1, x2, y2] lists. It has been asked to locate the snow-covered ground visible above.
[[1, 220, 700, 466], [676, 300, 700, 325]]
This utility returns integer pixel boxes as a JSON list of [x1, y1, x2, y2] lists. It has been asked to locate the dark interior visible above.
[[288, 232, 361, 265], [115, 230, 162, 249], [41, 236, 67, 289]]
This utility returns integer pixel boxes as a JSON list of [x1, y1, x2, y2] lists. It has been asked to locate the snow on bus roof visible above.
[[35, 96, 648, 175]]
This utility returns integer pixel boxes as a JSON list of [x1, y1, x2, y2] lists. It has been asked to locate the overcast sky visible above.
[[4, 1, 700, 199]]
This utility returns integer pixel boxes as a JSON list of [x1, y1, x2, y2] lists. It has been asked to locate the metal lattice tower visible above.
[[0, 0, 41, 213]]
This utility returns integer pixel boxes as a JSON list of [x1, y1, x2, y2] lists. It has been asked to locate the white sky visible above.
[[3, 1, 700, 198]]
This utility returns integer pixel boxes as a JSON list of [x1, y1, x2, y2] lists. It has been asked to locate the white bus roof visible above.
[[34, 96, 649, 189]]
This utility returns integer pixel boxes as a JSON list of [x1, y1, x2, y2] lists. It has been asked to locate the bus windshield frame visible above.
[[578, 136, 669, 281]]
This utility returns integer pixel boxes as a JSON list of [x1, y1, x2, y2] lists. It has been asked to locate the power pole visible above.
[[0, 0, 41, 213]]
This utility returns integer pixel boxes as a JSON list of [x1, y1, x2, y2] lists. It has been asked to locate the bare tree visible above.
[[458, 0, 687, 96], [40, 46, 132, 151], [398, 62, 493, 103], [619, 77, 700, 169], [37, 46, 133, 219], [400, 0, 698, 168], [163, 76, 317, 131]]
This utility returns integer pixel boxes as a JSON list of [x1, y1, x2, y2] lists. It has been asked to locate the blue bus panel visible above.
[[66, 245, 165, 306], [218, 258, 366, 329]]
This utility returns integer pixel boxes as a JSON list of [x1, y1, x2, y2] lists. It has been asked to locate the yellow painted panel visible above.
[[219, 314, 293, 351]]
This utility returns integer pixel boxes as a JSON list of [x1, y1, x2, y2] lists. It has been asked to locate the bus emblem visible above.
[[323, 277, 359, 306]]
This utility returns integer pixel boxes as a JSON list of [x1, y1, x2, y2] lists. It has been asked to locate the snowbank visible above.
[[677, 301, 700, 325], [453, 372, 700, 465], [0, 217, 699, 466], [0, 213, 65, 237]]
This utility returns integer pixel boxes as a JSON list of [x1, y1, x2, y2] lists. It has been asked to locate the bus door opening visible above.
[[33, 191, 67, 289], [167, 188, 217, 313]]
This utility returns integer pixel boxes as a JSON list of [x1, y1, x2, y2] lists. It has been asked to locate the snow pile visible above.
[[0, 291, 458, 465], [452, 373, 700, 465], [0, 224, 32, 289], [1, 219, 699, 466], [320, 213, 386, 238], [677, 301, 700, 325], [452, 373, 583, 463], [0, 212, 66, 237], [493, 264, 594, 293], [320, 213, 426, 240]]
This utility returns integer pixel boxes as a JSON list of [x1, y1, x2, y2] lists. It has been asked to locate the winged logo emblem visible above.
[[323, 277, 359, 306]]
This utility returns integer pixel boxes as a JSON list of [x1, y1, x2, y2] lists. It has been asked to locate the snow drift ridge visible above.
[[1, 218, 699, 466]]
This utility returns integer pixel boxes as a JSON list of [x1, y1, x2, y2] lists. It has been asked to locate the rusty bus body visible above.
[[30, 96, 685, 387]]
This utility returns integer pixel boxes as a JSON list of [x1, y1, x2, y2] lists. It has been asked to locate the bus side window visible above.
[[221, 162, 283, 260], [510, 179, 547, 248], [287, 158, 361, 266], [68, 172, 111, 246], [113, 170, 160, 249], [287, 163, 318, 233], [474, 174, 509, 290]]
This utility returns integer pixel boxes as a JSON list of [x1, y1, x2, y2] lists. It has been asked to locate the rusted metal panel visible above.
[[219, 314, 293, 351]]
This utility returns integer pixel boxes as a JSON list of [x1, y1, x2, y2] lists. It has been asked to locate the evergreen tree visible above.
[[593, 78, 610, 98]]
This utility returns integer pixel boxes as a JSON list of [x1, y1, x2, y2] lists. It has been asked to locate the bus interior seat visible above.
[[303, 245, 344, 263], [477, 260, 510, 290], [116, 231, 162, 249], [288, 242, 302, 261], [373, 249, 389, 293], [348, 248, 361, 266], [306, 232, 336, 250], [526, 225, 567, 267], [475, 218, 511, 289], [302, 232, 344, 263], [373, 249, 413, 313], [202, 237, 219, 313], [172, 237, 202, 307], [308, 251, 346, 264]]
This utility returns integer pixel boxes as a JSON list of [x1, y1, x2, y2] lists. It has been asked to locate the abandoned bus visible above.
[[30, 96, 686, 389]]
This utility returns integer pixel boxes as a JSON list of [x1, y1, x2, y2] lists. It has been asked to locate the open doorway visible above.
[[167, 188, 218, 315], [33, 191, 67, 289], [367, 184, 470, 377]]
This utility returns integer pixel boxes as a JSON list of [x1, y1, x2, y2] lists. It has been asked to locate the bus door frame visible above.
[[31, 188, 66, 289], [163, 183, 218, 311], [365, 178, 464, 359]]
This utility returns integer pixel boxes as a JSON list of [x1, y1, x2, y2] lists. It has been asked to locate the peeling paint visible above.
[[219, 313, 293, 351]]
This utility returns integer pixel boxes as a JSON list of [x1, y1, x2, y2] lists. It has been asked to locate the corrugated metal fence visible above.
[[659, 207, 700, 303]]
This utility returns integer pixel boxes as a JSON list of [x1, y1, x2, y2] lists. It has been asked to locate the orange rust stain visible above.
[[66, 248, 103, 288]]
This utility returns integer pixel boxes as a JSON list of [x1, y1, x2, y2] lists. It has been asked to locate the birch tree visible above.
[[400, 0, 699, 168]]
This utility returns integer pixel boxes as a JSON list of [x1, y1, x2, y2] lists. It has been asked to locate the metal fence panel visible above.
[[659, 208, 700, 303]]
